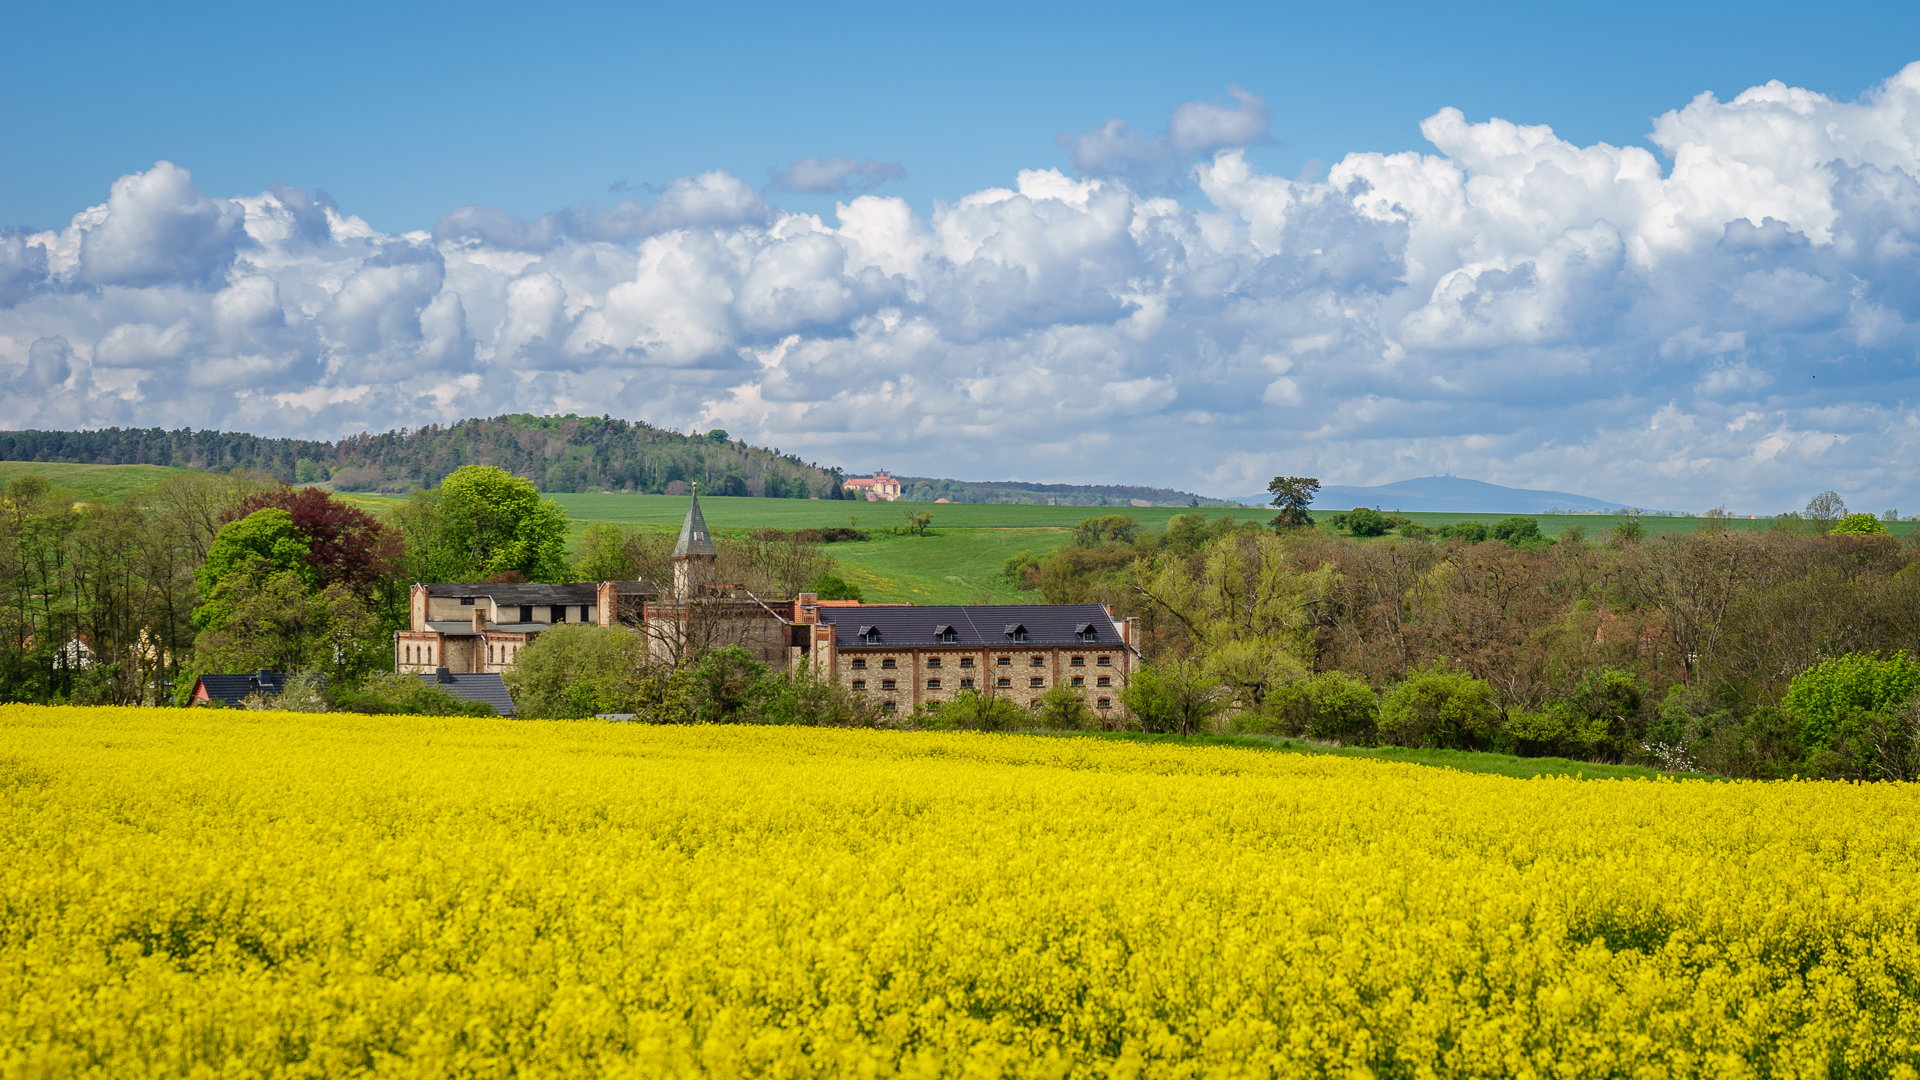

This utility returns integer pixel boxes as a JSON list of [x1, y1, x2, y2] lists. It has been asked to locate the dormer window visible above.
[[1004, 623, 1029, 642], [858, 625, 881, 645], [1075, 623, 1099, 642], [933, 624, 958, 643]]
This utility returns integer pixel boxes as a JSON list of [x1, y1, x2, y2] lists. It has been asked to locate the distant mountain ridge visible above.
[[1237, 475, 1654, 515], [895, 475, 1236, 508]]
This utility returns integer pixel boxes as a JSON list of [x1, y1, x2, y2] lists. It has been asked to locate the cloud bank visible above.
[[6, 70, 1920, 511]]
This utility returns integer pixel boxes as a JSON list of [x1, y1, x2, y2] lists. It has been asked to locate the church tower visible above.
[[672, 485, 718, 598]]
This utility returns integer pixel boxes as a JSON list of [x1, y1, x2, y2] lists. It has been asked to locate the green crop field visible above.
[[4, 465, 1908, 602], [0, 461, 198, 503]]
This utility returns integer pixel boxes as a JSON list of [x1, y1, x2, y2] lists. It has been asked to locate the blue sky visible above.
[[7, 0, 1915, 232], [3, 2, 1920, 512]]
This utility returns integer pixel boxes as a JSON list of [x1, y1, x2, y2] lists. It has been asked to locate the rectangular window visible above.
[[1097, 697, 1112, 709], [851, 659, 867, 670], [881, 679, 896, 690], [960, 678, 975, 689], [1029, 677, 1044, 688], [927, 678, 941, 689], [881, 701, 897, 712], [960, 657, 975, 668], [996, 677, 1011, 688], [1097, 676, 1111, 687], [881, 658, 897, 669], [1070, 656, 1085, 667], [1071, 676, 1084, 687], [1096, 656, 1112, 666], [459, 596, 475, 606], [519, 605, 533, 623], [1030, 656, 1045, 666], [997, 656, 1011, 667], [927, 657, 942, 669], [852, 679, 867, 690]]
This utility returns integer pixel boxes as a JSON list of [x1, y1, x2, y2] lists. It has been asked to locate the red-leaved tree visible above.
[[222, 487, 402, 602]]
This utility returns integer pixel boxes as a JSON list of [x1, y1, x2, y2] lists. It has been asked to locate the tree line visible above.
[[995, 481, 1920, 779], [0, 465, 859, 712], [0, 414, 854, 498]]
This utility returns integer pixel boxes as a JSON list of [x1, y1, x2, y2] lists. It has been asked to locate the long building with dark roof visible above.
[[799, 600, 1140, 717], [394, 489, 1141, 719]]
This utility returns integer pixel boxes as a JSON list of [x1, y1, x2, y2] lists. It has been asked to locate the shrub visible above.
[[1121, 663, 1222, 735], [1031, 686, 1095, 731], [690, 646, 772, 724], [1255, 672, 1378, 742], [1491, 517, 1542, 544], [1377, 665, 1500, 750], [1785, 651, 1920, 751], [752, 665, 876, 727], [920, 690, 1026, 732], [1495, 704, 1605, 759], [1343, 508, 1392, 538], [502, 623, 658, 719], [1442, 520, 1489, 543], [1833, 513, 1889, 536], [1398, 522, 1434, 540], [330, 671, 496, 716], [809, 573, 863, 602]]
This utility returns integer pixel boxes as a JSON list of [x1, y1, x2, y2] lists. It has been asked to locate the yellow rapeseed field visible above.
[[4, 705, 1920, 1079]]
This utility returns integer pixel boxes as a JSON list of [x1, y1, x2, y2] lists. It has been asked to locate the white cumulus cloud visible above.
[[7, 66, 1920, 513]]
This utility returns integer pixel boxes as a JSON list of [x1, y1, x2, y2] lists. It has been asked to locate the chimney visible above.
[[795, 592, 818, 625], [472, 607, 486, 634]]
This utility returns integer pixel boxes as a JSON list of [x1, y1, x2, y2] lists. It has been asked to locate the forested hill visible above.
[[0, 415, 851, 498], [895, 476, 1234, 508]]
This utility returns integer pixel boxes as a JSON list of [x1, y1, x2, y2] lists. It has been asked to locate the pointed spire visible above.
[[673, 483, 717, 557]]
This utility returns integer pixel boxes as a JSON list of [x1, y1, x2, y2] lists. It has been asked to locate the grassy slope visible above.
[[0, 461, 198, 503], [1040, 731, 1716, 781]]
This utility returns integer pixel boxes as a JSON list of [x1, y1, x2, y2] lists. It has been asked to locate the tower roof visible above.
[[672, 488, 717, 557]]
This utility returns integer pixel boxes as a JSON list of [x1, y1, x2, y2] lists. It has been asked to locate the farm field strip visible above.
[[5, 704, 1919, 1077]]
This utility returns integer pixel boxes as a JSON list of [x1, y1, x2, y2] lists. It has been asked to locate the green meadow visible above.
[[4, 466, 1910, 604], [0, 461, 199, 503]]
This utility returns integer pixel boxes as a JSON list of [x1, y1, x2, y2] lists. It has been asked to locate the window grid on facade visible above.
[[997, 657, 1011, 667], [1097, 656, 1112, 666], [996, 677, 1011, 688], [1029, 677, 1044, 687], [1070, 656, 1085, 667], [881, 679, 896, 690], [852, 679, 866, 690], [927, 657, 942, 669], [1097, 676, 1111, 687], [851, 659, 866, 670], [927, 678, 941, 689], [1030, 656, 1045, 666], [960, 678, 975, 689], [1097, 697, 1112, 708], [1071, 676, 1084, 687], [881, 658, 897, 669], [960, 657, 975, 668]]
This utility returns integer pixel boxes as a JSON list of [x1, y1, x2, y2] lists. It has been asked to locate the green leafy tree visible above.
[[573, 521, 635, 581], [809, 573, 863, 602], [1805, 490, 1846, 532], [1441, 520, 1489, 543], [195, 508, 317, 605], [1031, 685, 1094, 730], [753, 665, 875, 726], [440, 466, 570, 581], [502, 623, 665, 719], [1785, 651, 1920, 751], [690, 645, 772, 723], [396, 466, 570, 583], [1266, 476, 1319, 531], [1339, 507, 1392, 538], [1491, 516, 1542, 545], [330, 671, 496, 716], [1254, 671, 1379, 742], [920, 689, 1026, 731], [1120, 661, 1222, 735], [1377, 665, 1500, 749], [1833, 512, 1889, 536]]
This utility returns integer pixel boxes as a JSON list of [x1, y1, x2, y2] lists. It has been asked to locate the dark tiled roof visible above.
[[424, 621, 551, 635], [424, 582, 600, 604], [417, 670, 516, 715], [825, 604, 1120, 649], [196, 671, 327, 705]]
